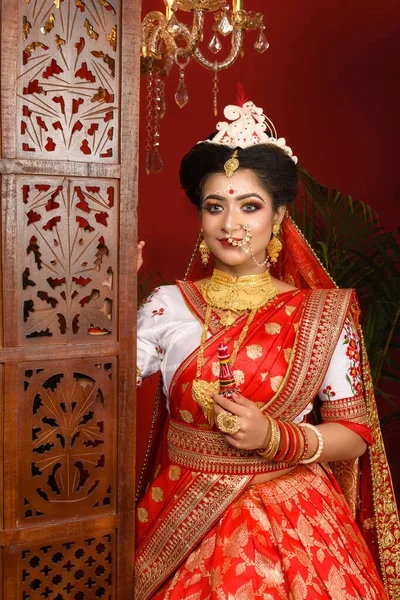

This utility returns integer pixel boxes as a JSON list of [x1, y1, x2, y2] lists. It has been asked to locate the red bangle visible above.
[[284, 423, 299, 463], [274, 421, 290, 462], [297, 424, 309, 461]]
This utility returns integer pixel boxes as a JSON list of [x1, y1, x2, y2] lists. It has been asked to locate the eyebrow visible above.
[[203, 193, 266, 203]]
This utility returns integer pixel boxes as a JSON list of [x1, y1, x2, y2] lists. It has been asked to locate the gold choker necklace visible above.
[[199, 268, 279, 327]]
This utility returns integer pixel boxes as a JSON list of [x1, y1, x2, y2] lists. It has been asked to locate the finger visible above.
[[213, 402, 225, 417], [223, 434, 243, 448], [137, 242, 145, 272], [212, 393, 248, 417], [231, 393, 254, 408]]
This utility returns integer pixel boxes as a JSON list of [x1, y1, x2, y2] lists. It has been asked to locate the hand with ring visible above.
[[212, 392, 271, 451]]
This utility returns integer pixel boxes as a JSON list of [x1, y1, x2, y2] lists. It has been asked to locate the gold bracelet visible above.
[[299, 423, 324, 464], [257, 415, 281, 460]]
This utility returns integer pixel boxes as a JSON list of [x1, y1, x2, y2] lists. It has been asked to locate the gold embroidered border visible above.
[[272, 289, 353, 421], [329, 458, 359, 519], [168, 420, 295, 475], [176, 280, 221, 333], [359, 329, 400, 597], [321, 394, 369, 425], [134, 472, 252, 600]]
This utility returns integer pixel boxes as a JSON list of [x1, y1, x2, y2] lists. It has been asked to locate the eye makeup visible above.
[[202, 200, 223, 212], [239, 201, 263, 211]]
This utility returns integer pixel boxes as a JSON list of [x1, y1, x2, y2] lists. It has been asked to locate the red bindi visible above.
[[229, 188, 234, 194]]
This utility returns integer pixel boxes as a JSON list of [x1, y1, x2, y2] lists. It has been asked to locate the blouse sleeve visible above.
[[136, 287, 168, 387], [318, 316, 372, 442]]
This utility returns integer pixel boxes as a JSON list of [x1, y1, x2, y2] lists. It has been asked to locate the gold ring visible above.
[[216, 411, 240, 435]]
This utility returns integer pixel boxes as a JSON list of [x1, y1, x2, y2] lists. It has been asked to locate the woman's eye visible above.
[[241, 203, 260, 212], [204, 203, 223, 213]]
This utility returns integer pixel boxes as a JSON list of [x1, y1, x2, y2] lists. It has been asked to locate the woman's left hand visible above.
[[212, 392, 270, 451]]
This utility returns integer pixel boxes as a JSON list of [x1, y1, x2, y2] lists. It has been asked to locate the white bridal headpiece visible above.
[[200, 100, 298, 164]]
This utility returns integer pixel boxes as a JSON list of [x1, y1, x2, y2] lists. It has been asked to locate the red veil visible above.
[[137, 213, 400, 598]]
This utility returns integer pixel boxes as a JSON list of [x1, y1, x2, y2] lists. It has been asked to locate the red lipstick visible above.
[[219, 239, 241, 247]]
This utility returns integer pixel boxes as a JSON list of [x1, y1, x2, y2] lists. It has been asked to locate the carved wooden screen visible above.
[[0, 0, 140, 597]]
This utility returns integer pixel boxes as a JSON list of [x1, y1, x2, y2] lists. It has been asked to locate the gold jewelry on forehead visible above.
[[224, 149, 240, 178]]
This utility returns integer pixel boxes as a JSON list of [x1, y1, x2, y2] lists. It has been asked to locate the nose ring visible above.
[[225, 224, 252, 254]]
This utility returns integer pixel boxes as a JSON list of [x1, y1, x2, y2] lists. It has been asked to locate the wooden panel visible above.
[[0, 175, 3, 347], [1, 0, 141, 597], [4, 531, 115, 599], [0, 365, 3, 532], [5, 358, 117, 528], [16, 0, 120, 163], [1, 174, 18, 347], [0, 341, 119, 363], [14, 175, 118, 345], [115, 0, 140, 594], [0, 515, 117, 546], [0, 547, 3, 600], [1, 1, 18, 158], [0, 158, 120, 178]]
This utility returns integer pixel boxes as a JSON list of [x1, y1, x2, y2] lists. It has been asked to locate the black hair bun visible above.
[[179, 142, 298, 210]]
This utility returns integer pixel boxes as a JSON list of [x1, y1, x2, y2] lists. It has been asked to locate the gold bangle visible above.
[[257, 415, 281, 460], [299, 423, 324, 464]]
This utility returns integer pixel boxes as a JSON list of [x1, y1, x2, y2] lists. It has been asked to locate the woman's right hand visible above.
[[137, 240, 145, 272]]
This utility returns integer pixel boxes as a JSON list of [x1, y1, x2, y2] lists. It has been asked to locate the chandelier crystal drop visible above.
[[254, 26, 269, 53], [150, 148, 164, 174], [217, 13, 234, 36], [174, 71, 189, 108], [208, 31, 223, 53]]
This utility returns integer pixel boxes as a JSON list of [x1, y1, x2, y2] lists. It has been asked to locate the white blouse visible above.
[[137, 285, 363, 422]]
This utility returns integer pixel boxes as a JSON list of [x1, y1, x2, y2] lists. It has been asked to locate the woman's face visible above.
[[201, 168, 285, 275]]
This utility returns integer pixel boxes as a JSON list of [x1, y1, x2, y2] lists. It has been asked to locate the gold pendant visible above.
[[192, 380, 220, 426], [219, 310, 237, 327]]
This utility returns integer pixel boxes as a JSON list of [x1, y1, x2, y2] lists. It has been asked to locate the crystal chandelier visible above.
[[141, 0, 269, 174]]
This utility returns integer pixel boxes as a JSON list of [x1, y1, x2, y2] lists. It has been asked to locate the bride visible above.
[[134, 100, 398, 600]]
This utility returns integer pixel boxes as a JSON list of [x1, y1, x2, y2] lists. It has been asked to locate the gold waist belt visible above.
[[168, 419, 294, 475]]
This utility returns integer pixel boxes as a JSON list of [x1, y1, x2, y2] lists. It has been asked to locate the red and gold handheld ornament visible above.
[[218, 342, 240, 399]]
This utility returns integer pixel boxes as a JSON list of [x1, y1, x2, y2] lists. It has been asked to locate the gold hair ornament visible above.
[[224, 149, 240, 177]]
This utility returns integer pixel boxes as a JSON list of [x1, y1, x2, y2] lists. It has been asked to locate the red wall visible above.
[[136, 0, 400, 486]]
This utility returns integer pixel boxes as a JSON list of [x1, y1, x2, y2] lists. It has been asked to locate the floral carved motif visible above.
[[18, 360, 115, 524], [18, 176, 117, 343], [18, 0, 119, 161]]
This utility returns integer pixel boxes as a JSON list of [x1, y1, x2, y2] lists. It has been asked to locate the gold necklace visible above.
[[192, 268, 278, 425], [199, 267, 279, 327]]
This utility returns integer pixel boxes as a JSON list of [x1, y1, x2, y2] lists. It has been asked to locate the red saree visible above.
[[134, 216, 400, 600]]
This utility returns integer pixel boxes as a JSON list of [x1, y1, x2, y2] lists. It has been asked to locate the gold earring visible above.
[[199, 237, 210, 266], [267, 223, 282, 264]]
